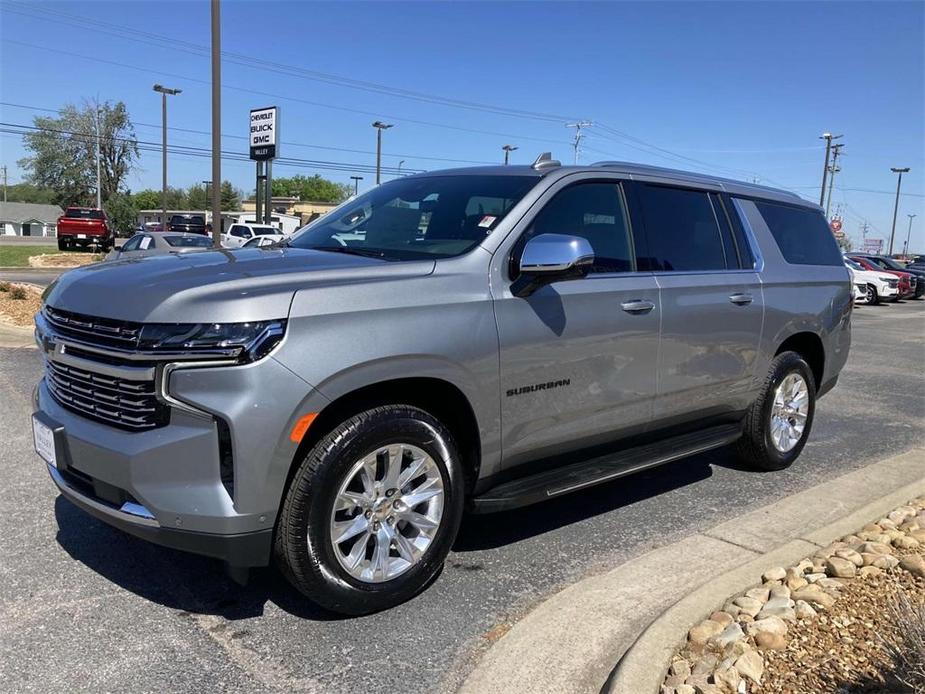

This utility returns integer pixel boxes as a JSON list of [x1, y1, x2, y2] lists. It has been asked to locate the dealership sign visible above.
[[249, 107, 278, 161], [861, 238, 884, 254]]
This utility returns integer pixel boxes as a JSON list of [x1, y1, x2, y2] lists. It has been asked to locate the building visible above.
[[241, 196, 338, 225], [0, 202, 64, 237]]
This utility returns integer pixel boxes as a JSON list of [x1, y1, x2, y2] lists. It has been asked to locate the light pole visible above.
[[818, 133, 842, 207], [398, 160, 405, 175], [372, 121, 393, 185], [888, 167, 910, 255], [502, 144, 518, 165], [350, 175, 363, 195], [202, 180, 212, 212], [210, 0, 221, 246], [95, 104, 102, 209], [904, 214, 917, 256], [153, 84, 182, 230]]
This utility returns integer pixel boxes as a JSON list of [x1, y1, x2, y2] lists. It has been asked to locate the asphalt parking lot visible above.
[[1, 300, 923, 694]]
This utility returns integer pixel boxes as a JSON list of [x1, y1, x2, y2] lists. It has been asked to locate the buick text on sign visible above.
[[249, 107, 279, 161]]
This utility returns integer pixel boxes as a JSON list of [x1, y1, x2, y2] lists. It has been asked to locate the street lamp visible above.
[[153, 84, 182, 230], [372, 121, 393, 185], [888, 167, 910, 255], [398, 160, 405, 174], [904, 214, 917, 256], [818, 133, 842, 207], [350, 176, 363, 195], [502, 144, 518, 165]]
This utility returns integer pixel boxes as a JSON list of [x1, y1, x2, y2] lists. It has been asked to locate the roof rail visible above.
[[532, 152, 561, 171]]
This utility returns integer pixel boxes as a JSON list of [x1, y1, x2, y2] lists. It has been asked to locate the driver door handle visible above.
[[621, 299, 655, 314], [729, 293, 753, 305]]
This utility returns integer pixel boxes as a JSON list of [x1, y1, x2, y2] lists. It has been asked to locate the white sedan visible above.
[[222, 223, 286, 248], [845, 258, 899, 305]]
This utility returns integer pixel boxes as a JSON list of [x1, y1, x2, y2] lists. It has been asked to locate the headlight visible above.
[[137, 320, 287, 362]]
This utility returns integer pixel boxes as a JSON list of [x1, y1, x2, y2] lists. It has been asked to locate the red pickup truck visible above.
[[56, 207, 114, 252]]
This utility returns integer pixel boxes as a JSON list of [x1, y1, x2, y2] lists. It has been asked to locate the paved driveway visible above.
[[1, 301, 922, 693]]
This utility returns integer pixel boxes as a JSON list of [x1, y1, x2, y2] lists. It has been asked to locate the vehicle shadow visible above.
[[52, 495, 340, 622], [53, 446, 741, 620]]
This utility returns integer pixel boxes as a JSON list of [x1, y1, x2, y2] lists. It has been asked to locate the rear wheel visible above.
[[57, 238, 68, 252], [735, 351, 816, 471], [275, 405, 465, 615], [865, 284, 879, 305]]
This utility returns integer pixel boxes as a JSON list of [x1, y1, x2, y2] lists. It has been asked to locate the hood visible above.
[[43, 247, 435, 323]]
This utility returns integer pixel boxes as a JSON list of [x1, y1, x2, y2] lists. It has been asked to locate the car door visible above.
[[628, 181, 764, 423], [493, 178, 660, 467]]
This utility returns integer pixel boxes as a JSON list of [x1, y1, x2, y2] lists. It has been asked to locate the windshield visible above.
[[288, 174, 538, 260], [844, 258, 864, 271], [873, 256, 905, 270], [65, 208, 103, 219], [164, 235, 214, 248], [170, 215, 205, 225]]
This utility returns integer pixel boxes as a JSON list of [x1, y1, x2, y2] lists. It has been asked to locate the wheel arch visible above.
[[775, 331, 825, 391]]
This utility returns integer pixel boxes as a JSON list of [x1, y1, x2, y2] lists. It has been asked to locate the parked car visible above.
[[168, 214, 207, 235], [32, 157, 852, 615], [242, 235, 285, 249], [848, 253, 925, 299], [56, 207, 114, 252], [222, 223, 284, 248], [843, 258, 899, 304], [104, 232, 215, 261]]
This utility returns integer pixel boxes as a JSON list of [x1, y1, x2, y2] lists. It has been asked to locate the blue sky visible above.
[[1, 0, 923, 250]]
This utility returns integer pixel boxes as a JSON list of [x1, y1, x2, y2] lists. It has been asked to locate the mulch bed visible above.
[[0, 283, 43, 327]]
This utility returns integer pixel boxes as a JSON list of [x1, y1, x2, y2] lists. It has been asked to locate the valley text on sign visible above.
[[249, 107, 279, 161]]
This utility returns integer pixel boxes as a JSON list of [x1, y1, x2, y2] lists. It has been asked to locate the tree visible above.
[[104, 193, 138, 235], [4, 183, 58, 204], [836, 235, 853, 252], [132, 189, 162, 211], [220, 180, 241, 210], [271, 175, 351, 203], [186, 184, 208, 210], [18, 100, 140, 208]]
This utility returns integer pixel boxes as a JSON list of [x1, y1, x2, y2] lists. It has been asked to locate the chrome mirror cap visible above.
[[520, 233, 594, 274]]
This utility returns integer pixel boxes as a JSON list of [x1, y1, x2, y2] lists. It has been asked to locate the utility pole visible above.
[[210, 0, 221, 246], [566, 121, 592, 165], [818, 132, 842, 207], [824, 143, 844, 219], [502, 144, 518, 165], [888, 167, 910, 255], [95, 104, 102, 208], [1, 165, 6, 203], [372, 121, 393, 185], [904, 214, 917, 256], [153, 84, 182, 230], [350, 176, 363, 195]]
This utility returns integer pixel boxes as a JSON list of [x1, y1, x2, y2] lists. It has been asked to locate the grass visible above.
[[0, 246, 54, 267]]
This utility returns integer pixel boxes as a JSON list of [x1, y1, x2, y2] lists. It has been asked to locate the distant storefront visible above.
[[0, 202, 64, 237]]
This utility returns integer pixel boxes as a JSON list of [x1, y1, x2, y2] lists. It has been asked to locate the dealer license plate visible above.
[[32, 416, 57, 468]]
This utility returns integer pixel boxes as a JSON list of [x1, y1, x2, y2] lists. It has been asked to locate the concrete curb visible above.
[[0, 321, 36, 349], [458, 447, 925, 694], [606, 467, 925, 694]]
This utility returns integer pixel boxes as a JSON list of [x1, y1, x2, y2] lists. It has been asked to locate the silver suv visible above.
[[32, 156, 852, 614]]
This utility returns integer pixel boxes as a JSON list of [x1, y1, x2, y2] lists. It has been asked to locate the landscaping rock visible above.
[[825, 556, 857, 578], [692, 684, 723, 694], [744, 587, 769, 603], [899, 554, 925, 579], [710, 623, 744, 649], [732, 596, 762, 617], [734, 650, 764, 684], [893, 535, 920, 550], [689, 620, 724, 648], [805, 572, 826, 583], [691, 654, 718, 676], [868, 554, 900, 570], [793, 600, 817, 620], [855, 541, 893, 555], [791, 586, 835, 610], [761, 567, 786, 582], [858, 566, 882, 578], [834, 548, 863, 567], [756, 595, 796, 621], [768, 585, 790, 600], [709, 611, 734, 627], [670, 659, 692, 680], [746, 616, 788, 637], [754, 632, 787, 651], [675, 686, 695, 694], [711, 666, 741, 692]]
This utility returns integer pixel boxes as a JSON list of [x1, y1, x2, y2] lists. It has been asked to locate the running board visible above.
[[471, 424, 742, 513]]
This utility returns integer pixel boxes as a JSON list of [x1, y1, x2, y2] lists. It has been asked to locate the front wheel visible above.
[[275, 405, 465, 615], [735, 351, 816, 471], [865, 284, 879, 305]]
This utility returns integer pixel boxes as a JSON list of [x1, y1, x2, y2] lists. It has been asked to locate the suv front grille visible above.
[[44, 306, 142, 351], [45, 359, 168, 431]]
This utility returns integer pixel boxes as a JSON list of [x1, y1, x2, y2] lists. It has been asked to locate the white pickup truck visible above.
[[221, 223, 286, 249]]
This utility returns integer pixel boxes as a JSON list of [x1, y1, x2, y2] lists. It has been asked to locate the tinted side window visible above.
[[522, 182, 633, 274], [637, 185, 727, 271], [754, 201, 843, 266], [121, 236, 143, 251]]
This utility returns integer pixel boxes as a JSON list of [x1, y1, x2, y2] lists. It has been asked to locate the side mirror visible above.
[[114, 245, 123, 251], [512, 233, 594, 297]]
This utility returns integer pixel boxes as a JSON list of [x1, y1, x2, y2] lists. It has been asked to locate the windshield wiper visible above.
[[311, 246, 391, 260]]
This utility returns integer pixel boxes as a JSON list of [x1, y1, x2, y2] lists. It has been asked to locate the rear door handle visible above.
[[729, 293, 753, 305], [621, 299, 656, 314]]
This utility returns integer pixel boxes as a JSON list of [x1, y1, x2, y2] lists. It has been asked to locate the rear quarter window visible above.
[[754, 201, 843, 266]]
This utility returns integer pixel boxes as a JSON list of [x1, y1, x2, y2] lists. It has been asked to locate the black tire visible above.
[[57, 238, 67, 252], [275, 405, 465, 615], [865, 284, 879, 305], [735, 351, 816, 471]]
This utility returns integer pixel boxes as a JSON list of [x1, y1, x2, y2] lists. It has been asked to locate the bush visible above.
[[881, 590, 925, 692], [9, 286, 27, 300], [0, 281, 10, 292]]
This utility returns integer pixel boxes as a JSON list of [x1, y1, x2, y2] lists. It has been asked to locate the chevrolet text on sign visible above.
[[249, 107, 278, 161]]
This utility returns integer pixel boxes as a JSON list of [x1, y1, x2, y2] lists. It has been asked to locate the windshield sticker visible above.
[[139, 236, 152, 250], [478, 215, 497, 229]]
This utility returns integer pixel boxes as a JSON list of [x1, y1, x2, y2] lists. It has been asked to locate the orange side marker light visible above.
[[290, 413, 318, 443]]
